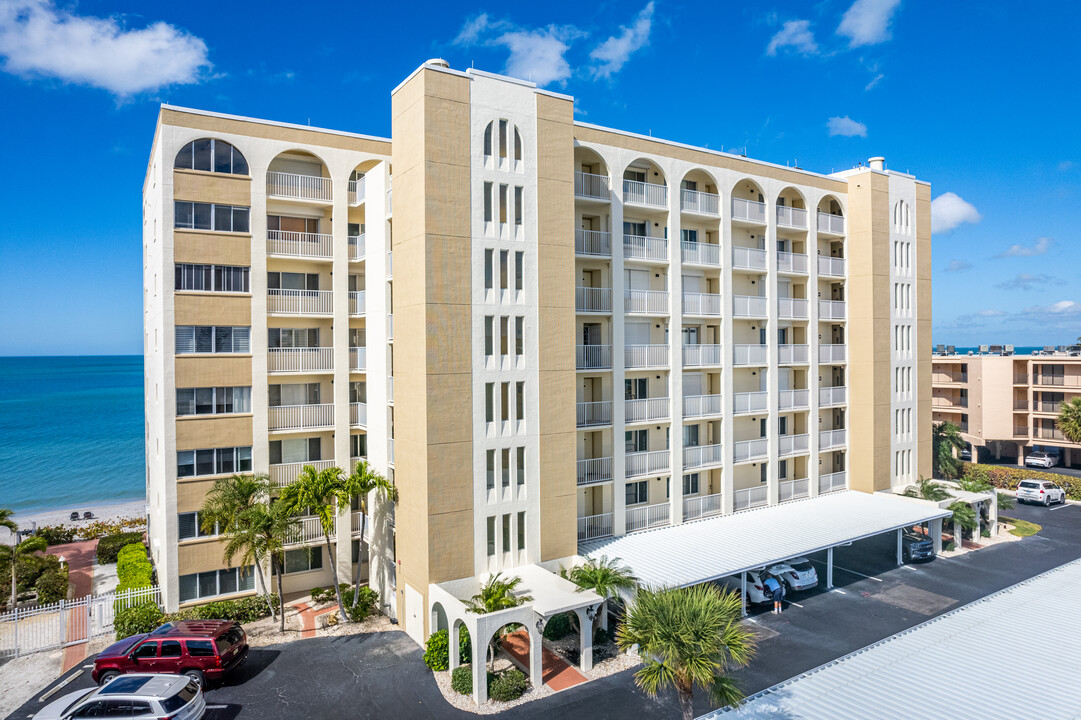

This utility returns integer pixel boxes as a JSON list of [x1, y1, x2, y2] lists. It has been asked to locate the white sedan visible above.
[[1025, 451, 1059, 468]]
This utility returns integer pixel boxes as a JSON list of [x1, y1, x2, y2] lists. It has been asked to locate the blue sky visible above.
[[0, 0, 1077, 355]]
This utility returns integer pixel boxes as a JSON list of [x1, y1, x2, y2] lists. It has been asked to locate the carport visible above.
[[579, 491, 952, 615]]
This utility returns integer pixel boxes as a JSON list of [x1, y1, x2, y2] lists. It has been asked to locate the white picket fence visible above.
[[0, 585, 161, 658]]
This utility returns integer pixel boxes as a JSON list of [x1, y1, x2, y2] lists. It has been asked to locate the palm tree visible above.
[[0, 536, 46, 607], [947, 500, 977, 541], [616, 584, 756, 720], [933, 422, 966, 479], [958, 477, 1014, 511], [465, 572, 532, 672], [245, 502, 296, 631], [2, 508, 21, 608], [903, 476, 951, 502], [344, 460, 397, 608], [279, 465, 350, 623], [1056, 396, 1081, 445], [567, 555, 637, 633]]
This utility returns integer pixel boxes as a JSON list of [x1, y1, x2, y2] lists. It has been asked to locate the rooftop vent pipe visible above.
[[868, 157, 885, 171]]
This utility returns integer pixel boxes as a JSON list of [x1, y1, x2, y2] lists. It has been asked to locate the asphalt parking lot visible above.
[[9, 501, 1081, 720]]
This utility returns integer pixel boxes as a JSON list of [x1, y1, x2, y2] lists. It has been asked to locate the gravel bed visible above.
[[0, 649, 62, 719]]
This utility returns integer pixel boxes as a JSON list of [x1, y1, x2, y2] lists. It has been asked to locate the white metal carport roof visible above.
[[579, 491, 951, 588], [701, 558, 1081, 719]]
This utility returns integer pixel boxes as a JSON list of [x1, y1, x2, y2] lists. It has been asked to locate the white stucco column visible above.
[[528, 620, 544, 690], [930, 517, 943, 555], [472, 632, 487, 705], [449, 622, 460, 672], [574, 607, 594, 671]]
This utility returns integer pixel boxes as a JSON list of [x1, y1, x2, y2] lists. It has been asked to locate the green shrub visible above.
[[458, 625, 472, 665], [310, 583, 352, 604], [194, 595, 275, 623], [593, 625, 609, 644], [115, 602, 164, 640], [35, 525, 77, 546], [35, 566, 69, 604], [97, 532, 144, 564], [489, 668, 528, 702], [543, 612, 573, 640], [424, 629, 451, 671], [116, 543, 153, 592], [961, 462, 1081, 500], [345, 586, 379, 622], [451, 665, 474, 695]]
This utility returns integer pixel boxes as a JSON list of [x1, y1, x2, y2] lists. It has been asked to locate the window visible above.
[[515, 251, 524, 291], [500, 448, 510, 487], [267, 215, 319, 235], [174, 201, 249, 232], [487, 450, 495, 490], [625, 480, 648, 506], [283, 548, 322, 574], [484, 249, 494, 289], [175, 264, 249, 293], [514, 128, 522, 162], [176, 387, 251, 416], [502, 514, 511, 554], [514, 186, 523, 225], [517, 511, 525, 550], [160, 641, 182, 658], [178, 511, 218, 541], [501, 383, 509, 422], [485, 316, 494, 356], [269, 438, 320, 465], [267, 271, 319, 291], [268, 327, 318, 348], [778, 459, 788, 479], [351, 434, 367, 459], [348, 381, 366, 404], [499, 119, 508, 159], [177, 446, 252, 478], [175, 326, 250, 354], [683, 473, 699, 495], [500, 251, 508, 289], [487, 516, 496, 557], [485, 383, 494, 422], [760, 463, 768, 483], [515, 317, 523, 356], [177, 566, 254, 603], [516, 446, 525, 486], [484, 182, 493, 222], [626, 430, 647, 453], [500, 316, 509, 356], [483, 122, 493, 157], [174, 138, 248, 175], [516, 381, 524, 421], [132, 642, 158, 659], [269, 383, 320, 407], [499, 184, 508, 224]]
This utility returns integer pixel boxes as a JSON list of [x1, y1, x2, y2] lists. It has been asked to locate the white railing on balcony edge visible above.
[[776, 206, 808, 229], [351, 511, 371, 538], [625, 289, 669, 314], [778, 297, 809, 319], [681, 240, 721, 266], [577, 401, 612, 427], [268, 347, 333, 373], [623, 179, 668, 207], [778, 433, 810, 457], [683, 492, 723, 521], [626, 503, 671, 533], [778, 389, 810, 411], [732, 246, 767, 270], [386, 251, 393, 279], [267, 171, 332, 202], [387, 314, 394, 341], [576, 344, 612, 370], [270, 459, 335, 487], [349, 346, 365, 371], [778, 344, 810, 364], [348, 234, 365, 261], [578, 512, 613, 541], [576, 286, 612, 313], [349, 291, 365, 316], [732, 197, 767, 223], [285, 515, 332, 546], [734, 391, 768, 414], [777, 251, 809, 274], [626, 397, 669, 423], [266, 230, 333, 258], [625, 344, 669, 368], [734, 344, 768, 365], [818, 212, 845, 235], [626, 450, 670, 478], [819, 344, 846, 363], [683, 344, 722, 367], [820, 429, 847, 450], [818, 471, 847, 494], [680, 188, 720, 215], [819, 300, 847, 320], [624, 235, 668, 262], [819, 386, 847, 406], [818, 255, 845, 277], [779, 477, 810, 503], [348, 176, 365, 206], [683, 292, 722, 316], [385, 186, 393, 215], [269, 403, 334, 431], [577, 457, 613, 486], [575, 229, 611, 256], [387, 377, 394, 404], [684, 394, 722, 417], [733, 438, 768, 462], [733, 295, 768, 318], [388, 438, 394, 465], [267, 289, 333, 315], [684, 443, 723, 469], [575, 171, 610, 200], [734, 486, 768, 511], [350, 402, 367, 427]]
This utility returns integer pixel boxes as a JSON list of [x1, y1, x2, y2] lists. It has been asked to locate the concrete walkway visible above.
[[48, 539, 98, 673], [291, 602, 341, 639], [501, 629, 588, 693]]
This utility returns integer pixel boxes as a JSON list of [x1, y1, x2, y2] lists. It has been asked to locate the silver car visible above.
[[1016, 479, 1067, 506], [768, 558, 819, 592], [34, 674, 204, 720]]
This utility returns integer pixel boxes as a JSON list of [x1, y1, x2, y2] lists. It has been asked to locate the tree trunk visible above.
[[274, 555, 286, 633], [252, 551, 276, 621], [324, 534, 348, 623], [352, 509, 366, 609], [677, 685, 695, 720]]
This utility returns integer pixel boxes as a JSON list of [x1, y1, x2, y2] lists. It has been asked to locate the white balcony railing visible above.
[[734, 391, 769, 414], [820, 428, 847, 450], [733, 295, 768, 318], [577, 457, 613, 486], [350, 402, 366, 426], [683, 492, 723, 522], [266, 230, 333, 259], [576, 286, 612, 313], [680, 188, 720, 216], [577, 401, 613, 428], [779, 477, 810, 502], [778, 344, 810, 364], [778, 389, 810, 411], [267, 171, 332, 202], [734, 344, 768, 365], [626, 450, 670, 478], [684, 394, 722, 418], [778, 297, 809, 319], [270, 459, 335, 487], [575, 228, 612, 256], [268, 347, 333, 373], [269, 403, 334, 431], [734, 485, 769, 511], [819, 386, 847, 407], [819, 300, 847, 320], [684, 443, 724, 469], [386, 251, 393, 279], [777, 251, 809, 274], [348, 234, 365, 261], [683, 344, 722, 367], [625, 397, 670, 423], [387, 313, 394, 341], [349, 291, 365, 316], [626, 503, 671, 533], [623, 179, 668, 207], [625, 289, 669, 314], [385, 186, 392, 215], [625, 344, 670, 368], [284, 515, 333, 546], [819, 471, 847, 494], [817, 212, 845, 235], [578, 512, 614, 541], [350, 511, 367, 537], [818, 255, 845, 277], [819, 344, 847, 363], [349, 346, 365, 371], [388, 438, 394, 465], [683, 292, 722, 316], [733, 438, 768, 462], [576, 344, 612, 370], [347, 176, 365, 206], [623, 235, 668, 262], [779, 433, 810, 457], [575, 171, 610, 200], [776, 206, 808, 229], [267, 289, 333, 315], [732, 246, 767, 271], [732, 197, 767, 223], [681, 240, 722, 266], [387, 377, 393, 404]]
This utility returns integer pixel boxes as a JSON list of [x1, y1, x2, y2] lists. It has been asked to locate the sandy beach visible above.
[[0, 498, 145, 541]]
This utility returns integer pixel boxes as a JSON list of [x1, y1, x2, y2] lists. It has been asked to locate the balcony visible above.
[[388, 438, 394, 466], [733, 344, 768, 366], [779, 477, 810, 502], [680, 188, 720, 216], [268, 347, 333, 373], [576, 401, 612, 428], [776, 206, 808, 230], [267, 289, 333, 316], [1014, 426, 1030, 438], [625, 289, 669, 314], [576, 287, 612, 313], [818, 256, 845, 277], [284, 515, 333, 547], [348, 234, 365, 261], [387, 377, 393, 404], [624, 235, 668, 263], [778, 344, 809, 364], [269, 403, 334, 432], [1014, 374, 1029, 384], [270, 459, 335, 487], [266, 171, 332, 203], [626, 449, 670, 478], [819, 344, 847, 363], [733, 438, 768, 462], [779, 433, 810, 457], [386, 251, 393, 279], [626, 503, 671, 533], [683, 492, 723, 522], [778, 389, 810, 411], [684, 443, 723, 469], [681, 241, 721, 266], [577, 457, 613, 486], [819, 386, 847, 407], [933, 371, 968, 384], [350, 402, 366, 427], [683, 292, 722, 316], [733, 295, 768, 318], [819, 300, 847, 320], [778, 298, 809, 320], [576, 344, 612, 370], [351, 511, 368, 537], [266, 230, 333, 259], [348, 176, 365, 206], [575, 171, 610, 200], [1014, 399, 1029, 411], [625, 397, 670, 423], [1035, 375, 1081, 387], [818, 471, 847, 494], [387, 314, 394, 341], [575, 229, 612, 256], [732, 246, 767, 271], [578, 512, 613, 541], [683, 344, 722, 367], [819, 428, 847, 450], [623, 179, 668, 208], [684, 394, 723, 418], [932, 397, 968, 409], [386, 186, 393, 215], [734, 485, 768, 511], [734, 391, 769, 414], [817, 212, 845, 235], [777, 251, 809, 274], [349, 347, 365, 371], [625, 344, 669, 368], [732, 198, 766, 224], [349, 291, 365, 316], [1034, 427, 1067, 441], [1034, 400, 1062, 413]]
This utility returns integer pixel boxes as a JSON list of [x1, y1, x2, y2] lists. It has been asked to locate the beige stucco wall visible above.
[[915, 183, 933, 480], [174, 230, 252, 266], [173, 169, 252, 207], [174, 294, 251, 326], [175, 415, 253, 451], [175, 356, 252, 387]]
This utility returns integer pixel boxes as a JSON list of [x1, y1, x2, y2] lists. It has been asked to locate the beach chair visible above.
[[70, 511, 80, 522], [83, 511, 94, 520]]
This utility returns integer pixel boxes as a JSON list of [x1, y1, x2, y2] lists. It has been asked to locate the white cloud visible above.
[[496, 25, 584, 86], [930, 192, 981, 233], [864, 72, 885, 90], [766, 19, 818, 56], [976, 309, 1005, 317], [1019, 300, 1079, 318], [0, 0, 209, 96], [827, 116, 867, 137], [837, 0, 903, 47], [944, 260, 972, 272], [996, 273, 1063, 291], [1059, 160, 1076, 171], [590, 2, 654, 78], [997, 236, 1053, 257]]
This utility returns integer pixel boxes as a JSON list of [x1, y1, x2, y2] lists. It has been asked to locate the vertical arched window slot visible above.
[[514, 127, 522, 162], [483, 122, 493, 157], [499, 119, 508, 159]]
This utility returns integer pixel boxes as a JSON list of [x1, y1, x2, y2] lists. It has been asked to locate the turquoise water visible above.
[[0, 356, 144, 513]]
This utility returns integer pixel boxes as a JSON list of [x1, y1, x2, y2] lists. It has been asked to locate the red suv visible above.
[[93, 620, 249, 688]]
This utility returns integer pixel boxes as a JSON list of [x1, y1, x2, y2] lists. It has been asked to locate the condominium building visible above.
[[144, 60, 934, 694], [932, 350, 1081, 467]]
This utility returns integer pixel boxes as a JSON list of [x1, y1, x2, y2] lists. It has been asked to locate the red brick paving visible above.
[[500, 628, 588, 693], [50, 539, 98, 672], [291, 602, 340, 638]]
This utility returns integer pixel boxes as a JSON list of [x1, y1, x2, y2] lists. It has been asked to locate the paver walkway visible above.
[[50, 539, 98, 672], [500, 629, 588, 693], [291, 602, 341, 639]]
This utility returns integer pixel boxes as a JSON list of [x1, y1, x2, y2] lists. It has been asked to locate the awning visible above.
[[579, 491, 951, 588]]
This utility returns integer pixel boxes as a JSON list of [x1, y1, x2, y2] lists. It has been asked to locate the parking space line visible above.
[[787, 601, 804, 608], [1050, 503, 1072, 511], [831, 589, 847, 595], [809, 559, 883, 582]]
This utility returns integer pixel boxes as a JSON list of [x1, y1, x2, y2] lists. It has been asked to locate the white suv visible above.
[[34, 674, 204, 720], [1016, 480, 1067, 506], [1025, 451, 1059, 468]]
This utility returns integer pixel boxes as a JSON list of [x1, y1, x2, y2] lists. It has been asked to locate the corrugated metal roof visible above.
[[703, 558, 1081, 719], [579, 491, 950, 588]]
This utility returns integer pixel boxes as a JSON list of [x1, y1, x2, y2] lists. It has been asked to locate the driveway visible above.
[[9, 502, 1081, 720]]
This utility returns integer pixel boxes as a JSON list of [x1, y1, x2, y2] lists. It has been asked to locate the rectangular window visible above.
[[176, 387, 251, 416], [500, 250, 508, 289], [516, 382, 524, 421], [177, 566, 254, 603], [485, 316, 494, 357], [502, 448, 510, 487], [501, 383, 509, 422], [483, 182, 494, 222], [515, 251, 523, 291], [177, 446, 252, 478], [625, 480, 648, 506], [515, 317, 524, 356], [499, 184, 508, 224], [683, 473, 700, 495], [174, 202, 249, 232], [514, 186, 523, 225], [486, 517, 496, 557], [502, 514, 511, 554], [484, 249, 494, 289], [487, 449, 495, 490], [485, 383, 494, 422], [283, 547, 322, 574], [516, 446, 525, 486], [178, 511, 218, 541], [268, 327, 318, 349], [499, 119, 508, 158], [517, 511, 525, 551], [500, 317, 509, 356], [269, 437, 320, 465], [175, 326, 250, 354]]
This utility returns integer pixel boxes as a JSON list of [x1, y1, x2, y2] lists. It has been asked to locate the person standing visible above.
[[763, 574, 782, 614]]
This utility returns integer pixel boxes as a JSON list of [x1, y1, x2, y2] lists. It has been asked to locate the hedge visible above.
[[116, 543, 153, 592], [35, 566, 69, 604], [114, 602, 164, 639], [489, 668, 528, 702], [115, 594, 278, 640], [97, 532, 145, 564], [423, 626, 473, 671], [961, 463, 1081, 500], [542, 612, 573, 641]]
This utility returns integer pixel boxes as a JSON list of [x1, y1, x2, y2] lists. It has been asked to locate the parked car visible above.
[[1016, 479, 1068, 506], [960, 446, 972, 462], [767, 558, 819, 592], [93, 620, 249, 688], [1025, 451, 1059, 468], [34, 673, 204, 720], [901, 531, 936, 563]]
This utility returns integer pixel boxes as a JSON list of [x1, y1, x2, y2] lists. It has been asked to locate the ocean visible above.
[[0, 356, 144, 513]]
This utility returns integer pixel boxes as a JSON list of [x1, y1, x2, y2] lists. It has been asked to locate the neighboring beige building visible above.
[[143, 60, 932, 667], [932, 350, 1081, 467]]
